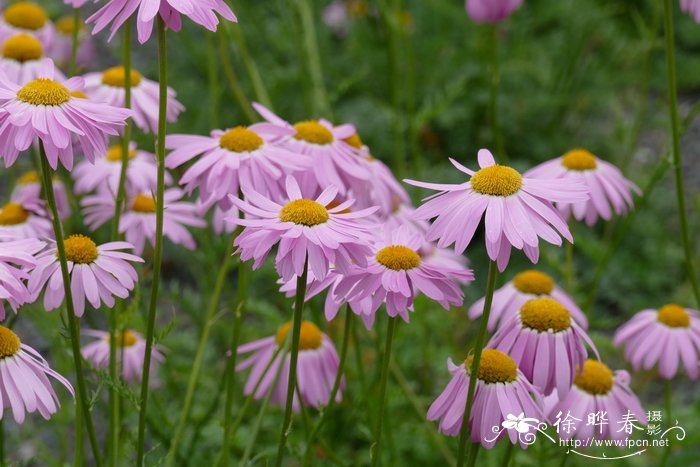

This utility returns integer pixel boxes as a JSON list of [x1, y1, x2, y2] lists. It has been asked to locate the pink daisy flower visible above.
[[681, 0, 700, 22], [0, 33, 65, 84], [83, 66, 184, 134], [47, 15, 96, 70], [81, 188, 206, 255], [87, 0, 237, 44], [28, 235, 143, 317], [488, 297, 597, 398], [427, 349, 545, 447], [11, 170, 72, 221], [525, 149, 641, 226], [0, 325, 74, 423], [406, 149, 589, 271], [0, 237, 44, 320], [613, 304, 700, 379], [0, 58, 130, 170], [165, 123, 308, 209], [330, 226, 472, 323], [72, 143, 164, 196], [237, 320, 343, 412], [546, 359, 647, 441], [0, 195, 52, 240], [0, 2, 55, 49], [81, 329, 164, 383], [253, 103, 372, 197], [469, 269, 588, 332], [228, 176, 377, 282]]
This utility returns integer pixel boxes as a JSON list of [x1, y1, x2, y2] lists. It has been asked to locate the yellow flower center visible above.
[[375, 245, 421, 271], [0, 326, 20, 358], [0, 202, 29, 225], [561, 148, 598, 171], [325, 200, 351, 214], [71, 91, 88, 99], [2, 33, 42, 61], [56, 15, 83, 35], [465, 349, 517, 384], [17, 170, 39, 185], [101, 66, 143, 87], [219, 126, 264, 152], [293, 120, 334, 145], [105, 145, 137, 162], [343, 133, 363, 149], [520, 298, 571, 333], [275, 320, 323, 350], [470, 165, 523, 197], [512, 270, 554, 295], [3, 2, 47, 31], [657, 304, 690, 328], [17, 78, 70, 106], [279, 199, 329, 226], [64, 234, 99, 264], [131, 194, 156, 213], [107, 330, 139, 347], [574, 359, 614, 395]]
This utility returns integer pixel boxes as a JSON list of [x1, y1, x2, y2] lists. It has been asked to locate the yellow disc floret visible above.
[[4, 2, 47, 31], [17, 170, 39, 185], [279, 199, 329, 226], [343, 133, 363, 149], [470, 165, 523, 196], [293, 120, 334, 145], [375, 245, 421, 271], [108, 330, 139, 347], [657, 304, 690, 328], [56, 15, 83, 35], [574, 359, 614, 395], [520, 298, 571, 333], [64, 234, 99, 264], [105, 145, 137, 162], [0, 202, 29, 225], [17, 78, 70, 106], [465, 349, 517, 384], [219, 126, 264, 152], [561, 148, 598, 171], [0, 326, 21, 358], [101, 65, 143, 87], [276, 320, 323, 350], [131, 194, 156, 213], [512, 270, 555, 295], [2, 33, 42, 61]]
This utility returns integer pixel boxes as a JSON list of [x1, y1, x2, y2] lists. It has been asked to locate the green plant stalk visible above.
[[75, 395, 83, 467], [500, 440, 514, 467], [136, 18, 168, 467], [302, 306, 354, 466], [69, 9, 81, 76], [217, 28, 256, 123], [660, 380, 673, 467], [38, 148, 102, 467], [457, 260, 498, 467], [223, 21, 273, 108], [663, 0, 700, 307], [293, 0, 330, 116], [275, 258, 309, 467], [488, 25, 505, 160], [466, 443, 481, 467], [371, 316, 398, 467], [166, 246, 235, 467]]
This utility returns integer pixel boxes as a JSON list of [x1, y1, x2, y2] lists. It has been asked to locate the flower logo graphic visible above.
[[502, 412, 540, 434]]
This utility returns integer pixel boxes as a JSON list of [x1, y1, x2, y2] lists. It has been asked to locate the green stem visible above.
[[75, 396, 83, 467], [466, 443, 480, 467], [660, 380, 673, 467], [69, 9, 80, 76], [457, 260, 498, 467], [371, 316, 397, 467], [217, 27, 256, 123], [38, 148, 102, 467], [223, 21, 273, 108], [166, 247, 235, 467], [663, 0, 700, 307], [500, 440, 514, 467], [292, 0, 330, 116], [274, 258, 309, 467], [302, 306, 353, 466], [136, 18, 167, 467], [488, 25, 505, 160]]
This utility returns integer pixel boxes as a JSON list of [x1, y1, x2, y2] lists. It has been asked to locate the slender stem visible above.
[[274, 258, 309, 467], [466, 443, 480, 467], [217, 28, 256, 124], [38, 148, 102, 467], [457, 260, 498, 467], [292, 0, 330, 116], [223, 21, 273, 108], [303, 306, 354, 466], [663, 0, 700, 307], [500, 440, 514, 467], [69, 9, 81, 76], [660, 380, 673, 467], [488, 25, 505, 160], [371, 316, 398, 467], [165, 247, 234, 467], [75, 395, 83, 467], [136, 18, 167, 467]]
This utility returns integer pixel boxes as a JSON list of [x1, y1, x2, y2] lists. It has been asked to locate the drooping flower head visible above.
[[0, 325, 74, 422], [81, 329, 164, 383], [525, 149, 640, 226], [166, 123, 308, 209], [228, 176, 377, 282], [465, 0, 523, 23], [0, 2, 54, 48], [0, 59, 130, 170], [237, 320, 344, 412], [87, 0, 237, 44], [427, 349, 545, 448], [546, 360, 647, 441], [0, 33, 65, 84], [47, 15, 96, 70], [681, 0, 700, 23], [28, 235, 143, 317], [0, 237, 44, 320], [12, 170, 72, 221], [488, 297, 596, 398], [469, 269, 588, 332], [406, 149, 589, 271], [83, 66, 184, 133], [613, 304, 700, 380], [0, 194, 52, 240]]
